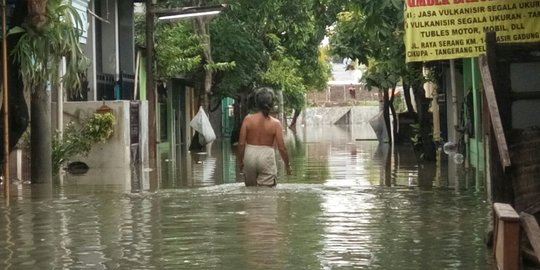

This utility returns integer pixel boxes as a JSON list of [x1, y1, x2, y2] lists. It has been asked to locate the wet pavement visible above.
[[0, 124, 494, 269]]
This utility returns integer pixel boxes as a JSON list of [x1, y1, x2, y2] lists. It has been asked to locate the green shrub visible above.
[[20, 112, 116, 174], [51, 112, 116, 173]]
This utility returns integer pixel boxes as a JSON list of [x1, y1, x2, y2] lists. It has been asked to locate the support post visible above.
[[2, 0, 10, 199], [146, 0, 157, 188], [58, 57, 65, 137], [493, 203, 520, 270], [448, 59, 460, 190], [57, 57, 66, 181], [471, 58, 484, 182]]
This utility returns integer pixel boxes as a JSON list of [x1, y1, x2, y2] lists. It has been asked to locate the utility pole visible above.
[[146, 0, 157, 187], [2, 0, 10, 199]]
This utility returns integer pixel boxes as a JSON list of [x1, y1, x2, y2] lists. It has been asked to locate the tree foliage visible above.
[[261, 56, 305, 110], [135, 15, 205, 81], [11, 0, 89, 95], [329, 0, 436, 159], [8, 0, 91, 183], [20, 112, 117, 174], [330, 0, 406, 90], [211, 0, 335, 111], [51, 112, 116, 173], [149, 0, 335, 111]]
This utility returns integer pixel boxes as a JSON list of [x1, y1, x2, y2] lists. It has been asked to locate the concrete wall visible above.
[[299, 106, 380, 140], [138, 102, 150, 190], [307, 84, 379, 107], [52, 101, 149, 189], [300, 106, 380, 125]]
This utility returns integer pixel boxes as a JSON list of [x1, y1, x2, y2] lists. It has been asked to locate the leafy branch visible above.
[[20, 112, 116, 174], [52, 112, 116, 173]]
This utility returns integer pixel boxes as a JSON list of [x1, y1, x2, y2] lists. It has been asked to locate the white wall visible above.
[[52, 101, 149, 189]]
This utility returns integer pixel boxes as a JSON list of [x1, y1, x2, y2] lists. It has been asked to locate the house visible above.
[[62, 0, 222, 189], [48, 0, 150, 190]]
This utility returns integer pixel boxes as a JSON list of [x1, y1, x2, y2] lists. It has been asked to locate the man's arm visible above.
[[274, 121, 292, 175], [237, 117, 248, 171]]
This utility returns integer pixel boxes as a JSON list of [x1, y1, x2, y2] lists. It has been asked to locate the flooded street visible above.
[[0, 125, 493, 269]]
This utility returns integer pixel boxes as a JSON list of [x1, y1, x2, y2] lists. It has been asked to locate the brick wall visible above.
[[307, 84, 380, 106]]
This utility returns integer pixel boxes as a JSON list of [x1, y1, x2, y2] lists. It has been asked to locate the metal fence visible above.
[[96, 72, 135, 101]]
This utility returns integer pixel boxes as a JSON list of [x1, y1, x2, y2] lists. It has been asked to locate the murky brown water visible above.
[[0, 125, 493, 269]]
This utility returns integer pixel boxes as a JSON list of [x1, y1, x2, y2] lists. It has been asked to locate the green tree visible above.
[[209, 0, 333, 133], [329, 0, 436, 160], [210, 0, 281, 97], [273, 0, 333, 127], [135, 14, 204, 81], [10, 0, 89, 183], [150, 0, 335, 136], [139, 0, 234, 110]]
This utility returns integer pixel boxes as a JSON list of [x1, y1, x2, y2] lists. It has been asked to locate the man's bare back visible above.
[[242, 112, 282, 146], [237, 111, 291, 176]]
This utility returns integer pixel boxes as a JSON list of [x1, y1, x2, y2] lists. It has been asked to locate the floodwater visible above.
[[0, 124, 494, 269]]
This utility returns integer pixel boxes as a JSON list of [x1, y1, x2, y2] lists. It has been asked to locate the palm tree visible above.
[[11, 0, 89, 183]]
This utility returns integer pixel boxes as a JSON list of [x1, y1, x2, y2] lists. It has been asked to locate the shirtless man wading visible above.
[[237, 88, 292, 186]]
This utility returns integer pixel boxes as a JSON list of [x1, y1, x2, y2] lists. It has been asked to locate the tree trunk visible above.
[[384, 143, 392, 186], [289, 109, 301, 130], [383, 88, 392, 144], [27, 0, 48, 31], [402, 83, 415, 113], [410, 63, 436, 161], [389, 87, 398, 142], [31, 86, 52, 183], [194, 17, 212, 112]]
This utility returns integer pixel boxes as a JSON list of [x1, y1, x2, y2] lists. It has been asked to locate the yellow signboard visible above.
[[404, 0, 540, 62]]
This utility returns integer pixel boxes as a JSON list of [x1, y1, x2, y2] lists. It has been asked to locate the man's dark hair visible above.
[[254, 87, 275, 117]]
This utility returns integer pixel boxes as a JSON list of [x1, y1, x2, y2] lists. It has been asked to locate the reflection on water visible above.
[[0, 124, 493, 269], [160, 124, 469, 190]]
